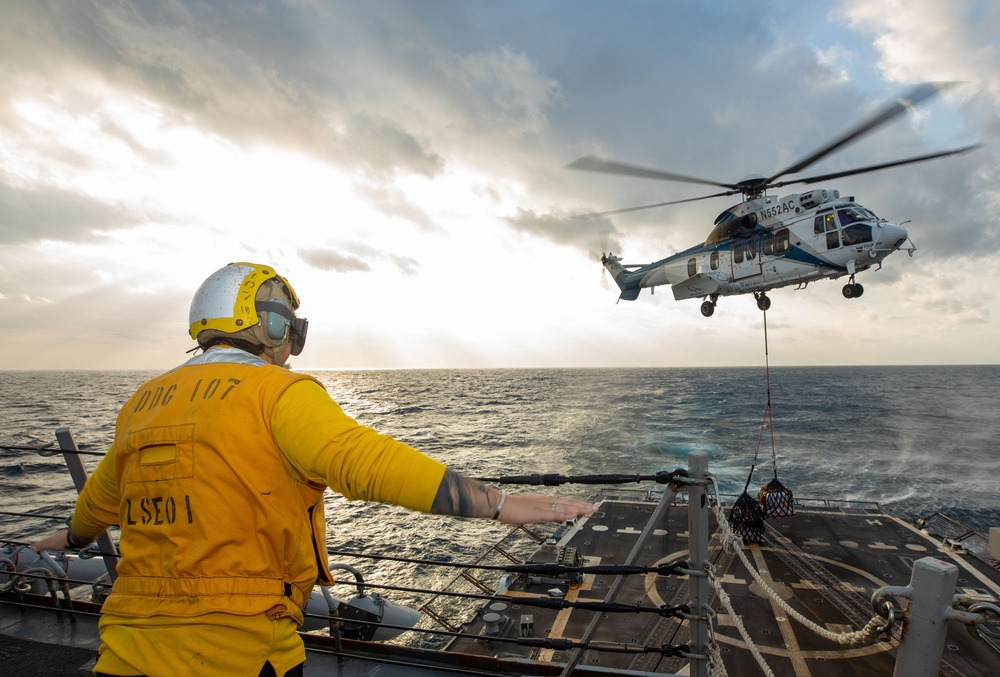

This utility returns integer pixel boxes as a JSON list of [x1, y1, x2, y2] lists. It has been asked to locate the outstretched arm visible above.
[[430, 469, 596, 524], [30, 526, 94, 553]]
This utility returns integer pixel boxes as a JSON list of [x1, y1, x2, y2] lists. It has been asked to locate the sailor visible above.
[[31, 262, 596, 677]]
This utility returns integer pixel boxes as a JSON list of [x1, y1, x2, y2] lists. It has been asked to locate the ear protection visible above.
[[256, 298, 308, 356], [258, 299, 291, 341]]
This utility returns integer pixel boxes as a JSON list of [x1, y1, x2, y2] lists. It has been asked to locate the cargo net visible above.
[[759, 477, 794, 518], [728, 491, 765, 544]]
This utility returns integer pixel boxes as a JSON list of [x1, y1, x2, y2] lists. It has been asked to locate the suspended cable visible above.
[[475, 469, 691, 486], [0, 443, 104, 456], [756, 309, 795, 519], [323, 575, 692, 618], [326, 548, 690, 578]]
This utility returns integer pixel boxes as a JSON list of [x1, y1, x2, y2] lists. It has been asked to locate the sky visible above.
[[1, 0, 998, 370]]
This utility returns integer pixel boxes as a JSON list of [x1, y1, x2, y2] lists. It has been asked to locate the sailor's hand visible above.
[[29, 528, 74, 553], [496, 493, 597, 525]]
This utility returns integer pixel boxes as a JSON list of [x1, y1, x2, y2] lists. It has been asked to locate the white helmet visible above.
[[189, 262, 307, 356]]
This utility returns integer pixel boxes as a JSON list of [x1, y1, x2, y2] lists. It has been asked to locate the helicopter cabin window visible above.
[[762, 233, 774, 256], [745, 239, 757, 260], [842, 224, 873, 246], [687, 258, 697, 277], [733, 244, 744, 264], [710, 251, 720, 270], [774, 229, 790, 253]]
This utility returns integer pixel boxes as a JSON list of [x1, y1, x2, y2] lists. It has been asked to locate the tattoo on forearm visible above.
[[431, 470, 496, 518]]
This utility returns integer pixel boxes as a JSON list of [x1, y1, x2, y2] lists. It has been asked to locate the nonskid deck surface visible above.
[[447, 496, 1000, 676], [2, 495, 999, 676]]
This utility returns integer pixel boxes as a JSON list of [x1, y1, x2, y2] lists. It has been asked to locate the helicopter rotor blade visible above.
[[771, 143, 982, 188], [566, 156, 740, 191], [573, 190, 738, 219], [764, 82, 959, 186]]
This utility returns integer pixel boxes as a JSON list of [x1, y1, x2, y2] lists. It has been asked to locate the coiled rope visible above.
[[710, 497, 890, 647]]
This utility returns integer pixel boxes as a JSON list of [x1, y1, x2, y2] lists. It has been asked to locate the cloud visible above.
[[505, 207, 622, 260], [836, 0, 1000, 92], [0, 173, 143, 244], [299, 247, 371, 273], [0, 1, 998, 370], [356, 182, 439, 231], [299, 242, 420, 277], [434, 46, 560, 139]]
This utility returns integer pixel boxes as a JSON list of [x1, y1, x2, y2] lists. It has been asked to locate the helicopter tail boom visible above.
[[601, 253, 641, 301]]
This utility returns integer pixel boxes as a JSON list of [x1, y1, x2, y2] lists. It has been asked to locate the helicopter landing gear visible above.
[[700, 298, 717, 317], [754, 292, 771, 312], [842, 276, 865, 299]]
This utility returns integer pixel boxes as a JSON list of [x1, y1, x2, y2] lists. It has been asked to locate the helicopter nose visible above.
[[881, 223, 909, 250]]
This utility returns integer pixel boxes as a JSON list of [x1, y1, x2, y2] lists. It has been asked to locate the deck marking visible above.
[[749, 544, 811, 677], [837, 581, 866, 594], [891, 515, 1000, 597], [959, 587, 998, 602], [646, 541, 899, 664], [719, 573, 747, 585], [869, 542, 897, 550], [536, 580, 584, 662]]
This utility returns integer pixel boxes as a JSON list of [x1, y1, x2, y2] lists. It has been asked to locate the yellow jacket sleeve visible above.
[[70, 443, 123, 539], [271, 379, 446, 513]]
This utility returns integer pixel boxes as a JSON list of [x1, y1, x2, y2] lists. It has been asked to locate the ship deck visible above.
[[2, 492, 999, 676], [445, 492, 1000, 676]]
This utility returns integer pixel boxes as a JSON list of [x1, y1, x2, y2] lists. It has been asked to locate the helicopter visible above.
[[567, 82, 980, 317]]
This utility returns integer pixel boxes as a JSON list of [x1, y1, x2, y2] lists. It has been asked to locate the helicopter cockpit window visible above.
[[733, 244, 744, 264], [837, 206, 867, 226], [687, 258, 697, 277], [710, 251, 720, 270], [745, 239, 757, 260], [814, 211, 835, 234], [842, 224, 873, 246], [827, 229, 840, 249], [762, 233, 774, 256]]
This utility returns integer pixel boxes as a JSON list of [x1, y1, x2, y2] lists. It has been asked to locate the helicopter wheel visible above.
[[700, 301, 716, 317], [843, 283, 864, 299], [756, 294, 771, 311]]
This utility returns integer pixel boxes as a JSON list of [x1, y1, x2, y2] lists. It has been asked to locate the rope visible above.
[[711, 500, 887, 647], [708, 566, 774, 677]]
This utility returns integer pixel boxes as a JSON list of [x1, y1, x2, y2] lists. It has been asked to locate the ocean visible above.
[[2, 366, 998, 627]]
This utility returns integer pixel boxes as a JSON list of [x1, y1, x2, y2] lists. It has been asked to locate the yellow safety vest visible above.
[[101, 360, 335, 626]]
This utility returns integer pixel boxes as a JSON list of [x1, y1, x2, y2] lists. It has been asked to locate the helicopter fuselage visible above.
[[602, 188, 914, 315]]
